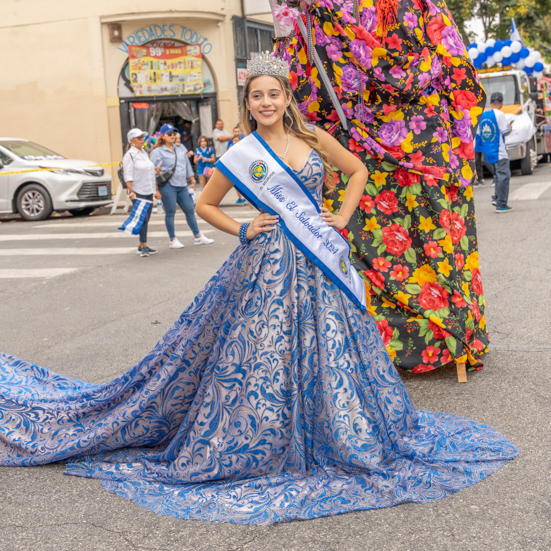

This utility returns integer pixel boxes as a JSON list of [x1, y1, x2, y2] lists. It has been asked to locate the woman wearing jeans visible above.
[[123, 128, 162, 257], [150, 124, 214, 249]]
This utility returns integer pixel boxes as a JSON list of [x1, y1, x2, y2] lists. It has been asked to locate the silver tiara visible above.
[[247, 51, 290, 78]]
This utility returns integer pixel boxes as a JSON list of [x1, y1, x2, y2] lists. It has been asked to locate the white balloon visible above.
[[486, 57, 495, 67], [477, 43, 487, 53], [494, 52, 503, 62], [468, 48, 479, 60], [486, 38, 496, 47], [533, 51, 542, 62], [501, 46, 512, 58], [525, 55, 536, 68], [516, 58, 526, 69], [511, 41, 522, 53], [534, 71, 543, 79]]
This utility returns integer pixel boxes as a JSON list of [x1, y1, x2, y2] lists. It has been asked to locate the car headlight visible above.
[[41, 167, 84, 175]]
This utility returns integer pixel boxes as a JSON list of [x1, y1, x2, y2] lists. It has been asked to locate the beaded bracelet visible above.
[[239, 223, 250, 245]]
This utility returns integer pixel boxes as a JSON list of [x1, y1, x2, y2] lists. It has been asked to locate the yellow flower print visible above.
[[405, 192, 419, 212], [410, 264, 437, 285], [461, 281, 471, 298], [338, 189, 346, 203], [386, 347, 397, 361], [418, 215, 437, 233], [371, 170, 387, 188], [465, 251, 479, 272], [323, 198, 334, 211], [394, 291, 412, 306], [437, 257, 452, 277], [464, 185, 473, 201], [381, 297, 397, 309], [479, 315, 486, 330], [438, 235, 453, 254], [363, 216, 381, 232], [429, 314, 444, 327]]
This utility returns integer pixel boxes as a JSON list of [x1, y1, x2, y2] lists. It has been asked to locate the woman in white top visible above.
[[123, 128, 162, 257]]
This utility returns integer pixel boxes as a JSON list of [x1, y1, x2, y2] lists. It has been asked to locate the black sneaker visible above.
[[137, 246, 142, 255], [140, 247, 150, 257], [146, 247, 158, 255], [496, 205, 513, 213]]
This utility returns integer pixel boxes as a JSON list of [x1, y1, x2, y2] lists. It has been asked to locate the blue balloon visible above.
[[478, 52, 488, 63], [504, 39, 512, 47], [502, 56, 511, 66], [468, 43, 477, 50], [494, 40, 504, 50], [534, 62, 544, 72], [524, 65, 534, 74], [511, 52, 520, 63], [520, 47, 530, 59], [485, 46, 495, 57]]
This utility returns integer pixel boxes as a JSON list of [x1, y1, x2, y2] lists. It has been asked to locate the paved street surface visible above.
[[1, 166, 550, 551]]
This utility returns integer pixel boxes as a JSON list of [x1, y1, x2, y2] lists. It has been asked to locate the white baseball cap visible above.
[[127, 128, 146, 141]]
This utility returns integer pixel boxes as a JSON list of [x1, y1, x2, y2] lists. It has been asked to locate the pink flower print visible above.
[[360, 6, 378, 33], [404, 12, 418, 28], [341, 65, 360, 93], [389, 65, 406, 79], [441, 27, 464, 57], [326, 43, 342, 62], [379, 120, 408, 147], [373, 66, 386, 82], [272, 5, 301, 28], [409, 115, 427, 135], [350, 39, 373, 69], [314, 23, 331, 47], [433, 127, 448, 143], [418, 72, 431, 89], [342, 103, 354, 119], [449, 154, 459, 169]]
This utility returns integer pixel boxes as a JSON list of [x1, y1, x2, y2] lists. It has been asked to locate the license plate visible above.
[[98, 186, 108, 196]]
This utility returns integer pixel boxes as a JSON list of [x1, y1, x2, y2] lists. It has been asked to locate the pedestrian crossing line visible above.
[[0, 230, 214, 242], [32, 218, 255, 229], [0, 248, 136, 256], [509, 182, 551, 201], [0, 268, 78, 279]]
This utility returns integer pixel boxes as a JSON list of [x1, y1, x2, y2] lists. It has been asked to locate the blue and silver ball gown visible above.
[[0, 151, 517, 525]]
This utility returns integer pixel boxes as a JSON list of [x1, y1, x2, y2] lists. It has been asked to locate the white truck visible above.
[[477, 67, 550, 175]]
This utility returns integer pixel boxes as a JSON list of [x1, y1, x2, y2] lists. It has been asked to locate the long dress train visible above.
[[0, 152, 517, 525]]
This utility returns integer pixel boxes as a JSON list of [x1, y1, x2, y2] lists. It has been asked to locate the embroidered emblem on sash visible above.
[[339, 255, 349, 278], [249, 160, 268, 183]]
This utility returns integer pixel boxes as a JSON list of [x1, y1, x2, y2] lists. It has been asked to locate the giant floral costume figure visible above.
[[273, 0, 490, 375]]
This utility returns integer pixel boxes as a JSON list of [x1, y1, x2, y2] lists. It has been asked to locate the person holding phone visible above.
[[150, 124, 214, 249], [123, 128, 162, 257]]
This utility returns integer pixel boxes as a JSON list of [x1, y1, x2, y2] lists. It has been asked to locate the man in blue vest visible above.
[[475, 92, 513, 212]]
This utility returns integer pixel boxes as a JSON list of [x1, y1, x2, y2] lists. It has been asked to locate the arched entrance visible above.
[[118, 39, 218, 153]]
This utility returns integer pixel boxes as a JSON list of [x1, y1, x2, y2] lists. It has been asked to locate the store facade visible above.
[[1, 1, 274, 189]]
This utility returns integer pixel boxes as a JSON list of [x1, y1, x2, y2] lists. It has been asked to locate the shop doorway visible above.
[[117, 39, 218, 155]]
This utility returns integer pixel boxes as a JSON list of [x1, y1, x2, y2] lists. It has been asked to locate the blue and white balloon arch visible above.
[[467, 38, 545, 79]]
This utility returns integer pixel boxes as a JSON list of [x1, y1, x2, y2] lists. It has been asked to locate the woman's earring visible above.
[[249, 113, 253, 121]]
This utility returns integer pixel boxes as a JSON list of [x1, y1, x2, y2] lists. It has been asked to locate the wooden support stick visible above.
[[456, 362, 467, 383]]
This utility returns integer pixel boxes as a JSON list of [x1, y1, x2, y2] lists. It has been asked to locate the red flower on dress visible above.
[[375, 190, 399, 214], [396, 168, 421, 187], [289, 71, 298, 90], [448, 185, 458, 203], [429, 320, 451, 340], [441, 348, 452, 364], [450, 212, 467, 244], [390, 264, 410, 281], [418, 282, 449, 310], [424, 104, 437, 117], [457, 140, 474, 160], [409, 150, 426, 164], [451, 291, 467, 308], [452, 68, 467, 85], [412, 364, 435, 373], [455, 253, 465, 269], [366, 269, 385, 289], [471, 300, 481, 321], [376, 319, 394, 346], [471, 268, 484, 295], [426, 14, 447, 42], [348, 138, 364, 153], [453, 90, 478, 111], [382, 224, 412, 256], [386, 33, 403, 51], [424, 241, 442, 258], [472, 338, 485, 352], [339, 228, 349, 241], [359, 194, 375, 212], [373, 257, 392, 272], [422, 345, 441, 364]]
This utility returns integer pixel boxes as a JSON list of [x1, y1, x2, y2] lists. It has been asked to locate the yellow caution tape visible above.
[[0, 162, 120, 176]]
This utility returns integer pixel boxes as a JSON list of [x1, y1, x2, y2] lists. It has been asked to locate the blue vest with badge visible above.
[[475, 110, 501, 164]]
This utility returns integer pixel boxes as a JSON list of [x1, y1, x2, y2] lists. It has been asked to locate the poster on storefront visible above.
[[128, 44, 203, 96]]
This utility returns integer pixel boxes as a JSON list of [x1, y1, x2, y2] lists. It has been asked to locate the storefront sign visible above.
[[237, 68, 247, 86], [129, 45, 203, 96], [118, 25, 213, 55]]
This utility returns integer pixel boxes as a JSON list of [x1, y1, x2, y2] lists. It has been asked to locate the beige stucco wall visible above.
[[1, 0, 271, 186]]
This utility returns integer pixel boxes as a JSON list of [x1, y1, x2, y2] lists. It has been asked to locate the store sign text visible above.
[[118, 24, 213, 55]]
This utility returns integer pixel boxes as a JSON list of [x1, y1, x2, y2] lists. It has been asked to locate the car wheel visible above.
[[16, 184, 53, 221], [68, 207, 96, 217], [520, 140, 535, 175]]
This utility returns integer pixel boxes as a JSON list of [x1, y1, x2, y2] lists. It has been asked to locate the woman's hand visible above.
[[155, 165, 162, 175], [155, 191, 162, 200], [320, 207, 347, 230], [246, 213, 279, 240], [128, 191, 136, 200]]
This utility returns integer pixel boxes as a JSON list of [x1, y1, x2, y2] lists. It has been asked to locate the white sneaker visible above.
[[169, 237, 184, 249], [194, 234, 214, 246]]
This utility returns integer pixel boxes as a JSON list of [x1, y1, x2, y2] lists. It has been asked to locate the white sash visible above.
[[216, 132, 366, 312]]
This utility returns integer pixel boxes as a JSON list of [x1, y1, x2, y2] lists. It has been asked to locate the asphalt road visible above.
[[0, 167, 550, 551]]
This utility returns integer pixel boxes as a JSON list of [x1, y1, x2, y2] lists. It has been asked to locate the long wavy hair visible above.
[[240, 75, 335, 192]]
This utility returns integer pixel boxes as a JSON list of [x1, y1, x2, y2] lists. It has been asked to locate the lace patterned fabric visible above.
[[0, 152, 517, 524]]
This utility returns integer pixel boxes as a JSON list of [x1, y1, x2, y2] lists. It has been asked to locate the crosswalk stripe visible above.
[[0, 230, 214, 242], [509, 182, 551, 201], [0, 248, 135, 256], [32, 218, 255, 229], [0, 268, 78, 279]]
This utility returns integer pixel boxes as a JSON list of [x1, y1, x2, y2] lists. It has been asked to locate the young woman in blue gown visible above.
[[0, 56, 517, 526]]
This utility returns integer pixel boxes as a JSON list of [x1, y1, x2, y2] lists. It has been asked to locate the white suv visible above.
[[0, 138, 113, 220]]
